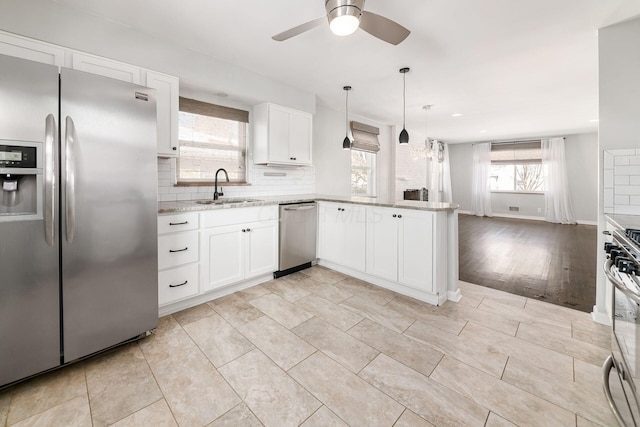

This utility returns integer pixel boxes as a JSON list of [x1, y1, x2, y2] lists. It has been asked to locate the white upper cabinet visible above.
[[253, 103, 312, 166], [0, 32, 65, 66], [145, 71, 179, 157], [71, 52, 141, 84]]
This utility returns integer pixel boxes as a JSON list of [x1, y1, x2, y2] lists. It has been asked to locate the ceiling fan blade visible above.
[[272, 17, 326, 41], [359, 11, 410, 45]]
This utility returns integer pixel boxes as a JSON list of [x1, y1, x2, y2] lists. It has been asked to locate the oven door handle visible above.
[[604, 260, 640, 305], [603, 354, 631, 427]]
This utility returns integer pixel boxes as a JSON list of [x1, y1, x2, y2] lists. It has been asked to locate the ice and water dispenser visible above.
[[0, 142, 43, 221]]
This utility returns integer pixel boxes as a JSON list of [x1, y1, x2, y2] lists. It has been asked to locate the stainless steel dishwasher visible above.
[[275, 201, 317, 277]]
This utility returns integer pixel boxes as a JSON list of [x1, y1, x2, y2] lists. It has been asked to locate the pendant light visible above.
[[343, 85, 352, 150], [399, 67, 410, 144]]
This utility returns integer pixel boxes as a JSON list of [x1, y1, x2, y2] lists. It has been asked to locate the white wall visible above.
[[313, 104, 394, 201], [595, 15, 640, 323], [448, 132, 598, 223]]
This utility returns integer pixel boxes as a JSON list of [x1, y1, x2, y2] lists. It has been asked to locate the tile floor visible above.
[[0, 266, 613, 427]]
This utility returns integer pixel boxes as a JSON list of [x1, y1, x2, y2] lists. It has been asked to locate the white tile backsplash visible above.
[[157, 158, 315, 201], [605, 149, 640, 215]]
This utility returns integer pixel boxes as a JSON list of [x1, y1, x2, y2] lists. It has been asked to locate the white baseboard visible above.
[[591, 305, 611, 326]]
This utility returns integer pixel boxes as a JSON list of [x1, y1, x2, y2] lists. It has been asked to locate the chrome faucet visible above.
[[214, 168, 229, 200]]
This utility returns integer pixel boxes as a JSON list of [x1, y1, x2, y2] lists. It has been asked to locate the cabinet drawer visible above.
[[201, 205, 278, 228], [158, 231, 199, 269], [158, 263, 199, 306], [158, 212, 199, 234]]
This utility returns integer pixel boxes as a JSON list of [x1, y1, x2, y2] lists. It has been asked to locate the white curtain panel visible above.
[[471, 142, 493, 217], [427, 142, 452, 203], [542, 137, 576, 224]]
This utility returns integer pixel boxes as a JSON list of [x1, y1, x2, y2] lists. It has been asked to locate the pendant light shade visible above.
[[399, 67, 410, 144], [343, 86, 352, 150]]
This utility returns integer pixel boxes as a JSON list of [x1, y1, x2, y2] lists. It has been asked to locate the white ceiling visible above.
[[46, 0, 640, 142]]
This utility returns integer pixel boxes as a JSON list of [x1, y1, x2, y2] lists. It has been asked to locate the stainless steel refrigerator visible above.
[[0, 54, 158, 388]]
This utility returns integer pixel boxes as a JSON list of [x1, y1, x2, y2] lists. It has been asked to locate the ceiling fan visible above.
[[272, 0, 410, 45]]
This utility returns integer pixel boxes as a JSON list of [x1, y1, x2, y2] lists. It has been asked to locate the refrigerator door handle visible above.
[[44, 114, 56, 247], [65, 116, 76, 244]]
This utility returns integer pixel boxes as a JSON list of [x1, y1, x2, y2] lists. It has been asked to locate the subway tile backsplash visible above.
[[157, 158, 315, 202], [604, 149, 640, 215]]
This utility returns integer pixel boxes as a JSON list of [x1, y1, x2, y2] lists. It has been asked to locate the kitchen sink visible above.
[[194, 198, 262, 205]]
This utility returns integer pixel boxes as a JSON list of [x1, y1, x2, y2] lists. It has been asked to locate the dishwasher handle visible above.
[[283, 205, 316, 211]]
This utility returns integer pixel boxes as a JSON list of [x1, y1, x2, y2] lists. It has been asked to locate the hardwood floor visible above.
[[458, 214, 597, 312]]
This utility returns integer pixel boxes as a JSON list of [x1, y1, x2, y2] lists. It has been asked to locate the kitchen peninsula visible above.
[[158, 195, 460, 316]]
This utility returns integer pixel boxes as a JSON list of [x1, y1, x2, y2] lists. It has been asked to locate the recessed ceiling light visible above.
[[479, 130, 487, 133], [451, 113, 463, 117], [589, 119, 599, 123]]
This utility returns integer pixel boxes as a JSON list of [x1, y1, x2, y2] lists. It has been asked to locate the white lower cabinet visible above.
[[158, 263, 199, 305], [317, 202, 366, 272], [157, 213, 200, 307], [200, 206, 279, 293], [366, 207, 435, 293]]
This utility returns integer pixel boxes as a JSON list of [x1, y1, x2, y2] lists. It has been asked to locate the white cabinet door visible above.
[[72, 52, 141, 84], [158, 231, 199, 270], [268, 105, 291, 163], [398, 210, 434, 292], [253, 103, 313, 165], [245, 220, 278, 279], [201, 224, 244, 292], [0, 32, 65, 66], [344, 204, 366, 272], [146, 71, 179, 157], [289, 111, 312, 164], [318, 203, 345, 264], [158, 263, 199, 306], [366, 207, 399, 282]]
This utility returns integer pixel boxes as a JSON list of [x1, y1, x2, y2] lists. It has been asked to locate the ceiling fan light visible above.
[[330, 14, 360, 36]]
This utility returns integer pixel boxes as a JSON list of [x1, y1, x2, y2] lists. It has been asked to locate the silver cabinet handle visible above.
[[65, 116, 77, 244], [169, 247, 188, 253], [170, 221, 188, 226], [44, 114, 56, 247], [169, 280, 188, 288], [602, 355, 628, 427]]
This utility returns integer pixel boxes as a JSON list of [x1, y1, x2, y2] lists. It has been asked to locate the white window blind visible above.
[[490, 141, 542, 164], [177, 97, 249, 183], [350, 121, 380, 153]]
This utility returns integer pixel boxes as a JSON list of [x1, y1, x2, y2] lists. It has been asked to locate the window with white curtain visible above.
[[489, 141, 544, 193]]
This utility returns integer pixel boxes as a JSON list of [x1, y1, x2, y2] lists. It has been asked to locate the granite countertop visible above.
[[158, 194, 459, 214]]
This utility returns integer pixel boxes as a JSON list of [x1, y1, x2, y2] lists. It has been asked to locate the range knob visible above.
[[610, 249, 624, 263], [619, 260, 638, 275], [605, 242, 619, 254], [616, 257, 632, 269]]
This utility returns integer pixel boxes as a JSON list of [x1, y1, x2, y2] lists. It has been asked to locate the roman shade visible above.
[[350, 121, 380, 153], [179, 97, 249, 123], [491, 141, 541, 164]]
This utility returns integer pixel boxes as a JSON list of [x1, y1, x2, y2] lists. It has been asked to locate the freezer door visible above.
[[60, 68, 158, 362], [0, 54, 60, 386]]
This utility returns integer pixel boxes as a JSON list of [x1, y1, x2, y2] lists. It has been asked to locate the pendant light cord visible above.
[[403, 72, 406, 128], [345, 88, 349, 136]]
